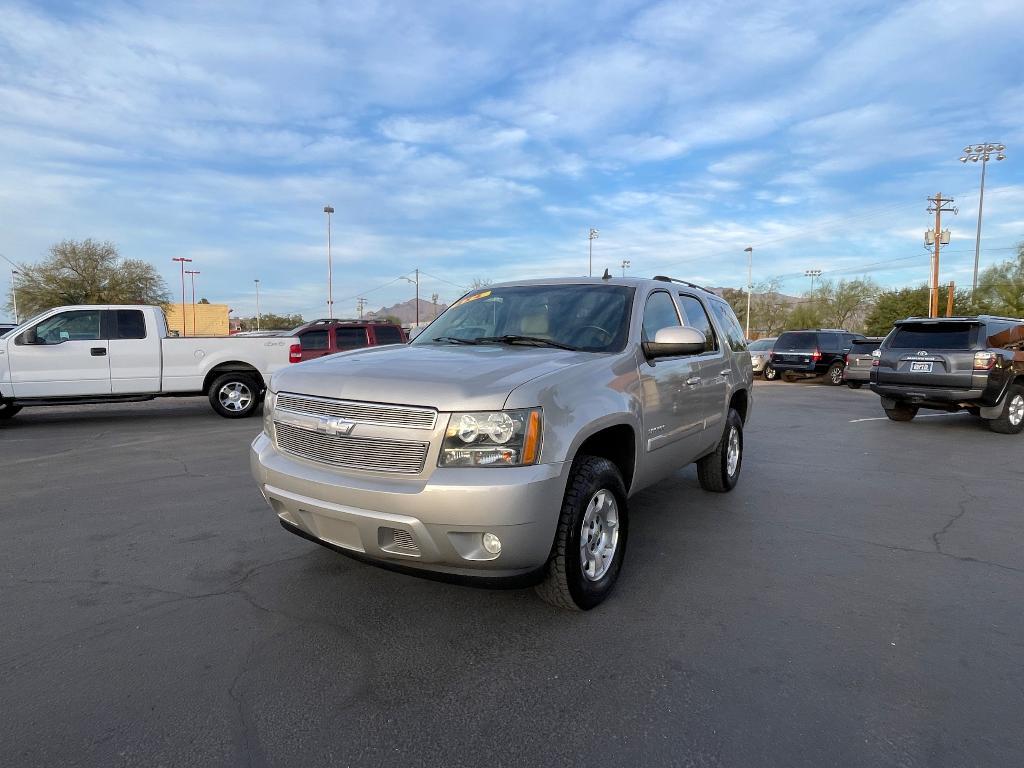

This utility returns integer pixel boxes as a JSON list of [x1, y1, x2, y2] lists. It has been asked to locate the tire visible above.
[[988, 385, 1024, 434], [697, 409, 744, 493], [762, 365, 778, 381], [847, 381, 863, 390], [782, 371, 797, 383], [208, 373, 260, 418], [535, 456, 628, 611], [884, 402, 918, 422], [826, 362, 844, 386], [0, 403, 22, 420]]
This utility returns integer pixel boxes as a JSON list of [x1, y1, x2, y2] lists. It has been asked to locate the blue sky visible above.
[[1, 0, 1022, 319]]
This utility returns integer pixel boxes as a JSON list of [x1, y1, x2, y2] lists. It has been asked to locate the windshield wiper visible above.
[[474, 335, 578, 351], [432, 336, 479, 345]]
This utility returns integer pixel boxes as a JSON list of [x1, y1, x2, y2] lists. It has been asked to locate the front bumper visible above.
[[250, 432, 567, 579]]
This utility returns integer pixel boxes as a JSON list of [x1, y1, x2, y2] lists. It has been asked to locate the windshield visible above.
[[890, 323, 976, 350], [747, 338, 775, 351], [414, 284, 635, 352]]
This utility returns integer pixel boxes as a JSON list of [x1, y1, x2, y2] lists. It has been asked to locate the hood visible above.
[[269, 343, 597, 411]]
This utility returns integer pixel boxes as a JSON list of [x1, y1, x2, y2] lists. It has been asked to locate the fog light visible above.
[[482, 532, 502, 555]]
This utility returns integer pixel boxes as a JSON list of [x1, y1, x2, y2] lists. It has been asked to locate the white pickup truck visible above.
[[0, 305, 300, 419]]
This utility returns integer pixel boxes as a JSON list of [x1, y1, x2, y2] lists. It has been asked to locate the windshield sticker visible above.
[[452, 290, 491, 308]]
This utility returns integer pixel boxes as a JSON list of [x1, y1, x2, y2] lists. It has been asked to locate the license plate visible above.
[[910, 361, 933, 372]]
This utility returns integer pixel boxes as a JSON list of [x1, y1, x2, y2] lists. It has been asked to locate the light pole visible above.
[[10, 269, 19, 324], [744, 247, 753, 339], [621, 259, 631, 277], [324, 205, 335, 319], [401, 269, 420, 326], [185, 270, 200, 336], [171, 257, 192, 335], [254, 279, 261, 332], [960, 143, 1006, 297], [804, 269, 822, 291], [588, 228, 599, 277]]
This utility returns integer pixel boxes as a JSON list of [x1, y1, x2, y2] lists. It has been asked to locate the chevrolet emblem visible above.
[[316, 417, 356, 436]]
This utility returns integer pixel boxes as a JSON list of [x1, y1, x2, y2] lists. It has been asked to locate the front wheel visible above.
[[988, 385, 1024, 434], [208, 373, 261, 418], [762, 365, 778, 381], [697, 409, 743, 493], [0, 402, 22, 420], [826, 363, 845, 385], [536, 456, 628, 611]]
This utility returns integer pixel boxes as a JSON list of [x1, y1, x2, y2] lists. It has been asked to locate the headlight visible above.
[[440, 409, 541, 467], [263, 390, 277, 437]]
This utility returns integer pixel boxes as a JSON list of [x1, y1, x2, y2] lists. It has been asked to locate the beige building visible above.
[[164, 303, 230, 336]]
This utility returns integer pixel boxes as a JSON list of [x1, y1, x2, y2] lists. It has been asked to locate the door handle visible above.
[[686, 376, 701, 386], [720, 369, 732, 376], [91, 347, 107, 356]]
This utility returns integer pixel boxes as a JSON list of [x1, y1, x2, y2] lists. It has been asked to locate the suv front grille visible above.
[[276, 393, 437, 430], [274, 422, 429, 474]]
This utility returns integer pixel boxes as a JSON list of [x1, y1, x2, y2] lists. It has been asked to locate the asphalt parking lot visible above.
[[2, 381, 1023, 767]]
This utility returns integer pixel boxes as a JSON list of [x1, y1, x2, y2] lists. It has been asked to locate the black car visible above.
[[870, 315, 1024, 433], [770, 329, 865, 385], [0, 322, 17, 335]]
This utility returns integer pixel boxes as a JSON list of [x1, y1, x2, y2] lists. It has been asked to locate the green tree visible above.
[[238, 312, 304, 331], [863, 285, 971, 335], [719, 281, 793, 337], [805, 278, 879, 331], [198, 297, 210, 304], [6, 239, 169, 316], [974, 245, 1024, 317]]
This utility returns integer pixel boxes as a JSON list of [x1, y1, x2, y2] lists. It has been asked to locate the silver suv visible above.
[[251, 277, 754, 609]]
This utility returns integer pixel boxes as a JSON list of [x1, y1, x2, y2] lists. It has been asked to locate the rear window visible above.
[[775, 332, 816, 350], [849, 339, 881, 354], [889, 323, 975, 350], [373, 325, 404, 345], [336, 327, 369, 349]]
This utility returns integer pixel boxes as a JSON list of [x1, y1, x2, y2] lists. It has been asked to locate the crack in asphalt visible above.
[[931, 492, 977, 556]]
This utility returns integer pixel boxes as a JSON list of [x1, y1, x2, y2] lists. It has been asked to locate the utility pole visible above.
[[401, 270, 420, 325], [171, 257, 192, 335], [324, 205, 335, 319], [254, 279, 261, 331], [925, 193, 956, 318], [743, 247, 753, 340], [10, 269, 18, 324], [804, 269, 822, 291], [185, 270, 200, 336], [960, 143, 1006, 297], [946, 281, 956, 317], [588, 228, 599, 277], [621, 259, 631, 277]]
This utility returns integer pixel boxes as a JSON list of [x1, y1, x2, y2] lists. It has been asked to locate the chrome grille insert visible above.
[[276, 393, 437, 430], [379, 527, 421, 556], [274, 422, 429, 474]]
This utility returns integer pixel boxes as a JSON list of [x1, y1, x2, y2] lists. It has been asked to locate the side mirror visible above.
[[643, 326, 706, 359]]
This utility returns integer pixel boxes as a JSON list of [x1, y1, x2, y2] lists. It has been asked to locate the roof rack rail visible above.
[[652, 275, 714, 293]]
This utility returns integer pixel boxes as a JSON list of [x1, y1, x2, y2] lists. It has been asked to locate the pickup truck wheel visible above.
[[0, 403, 22, 420], [826, 362, 844, 385], [535, 456, 628, 611], [209, 373, 259, 418], [762, 365, 778, 381], [988, 386, 1024, 434], [697, 409, 743, 493], [884, 402, 918, 422]]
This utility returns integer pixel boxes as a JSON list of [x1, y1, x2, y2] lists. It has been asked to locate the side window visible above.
[[299, 330, 329, 350], [372, 325, 404, 345], [677, 295, 718, 353], [707, 300, 747, 352], [20, 310, 102, 345], [641, 291, 680, 343], [114, 310, 147, 340], [820, 333, 841, 350], [335, 327, 369, 350]]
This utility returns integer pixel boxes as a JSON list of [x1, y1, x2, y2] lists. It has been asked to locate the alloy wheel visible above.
[[218, 381, 253, 412], [579, 489, 620, 582]]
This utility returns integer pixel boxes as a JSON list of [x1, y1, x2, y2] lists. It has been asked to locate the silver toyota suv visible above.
[[251, 276, 754, 609]]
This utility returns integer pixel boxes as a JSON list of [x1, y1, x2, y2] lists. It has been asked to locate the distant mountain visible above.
[[369, 297, 447, 325]]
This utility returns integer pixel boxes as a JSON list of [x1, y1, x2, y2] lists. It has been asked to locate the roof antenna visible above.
[[601, 268, 612, 280]]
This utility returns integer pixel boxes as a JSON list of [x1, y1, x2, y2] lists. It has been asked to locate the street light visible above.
[[960, 142, 1007, 296], [401, 269, 420, 326], [185, 270, 200, 336], [588, 228, 599, 277], [254, 279, 261, 332], [621, 259, 631, 277], [744, 247, 753, 340], [804, 269, 822, 291], [324, 205, 335, 319], [171, 257, 192, 336]]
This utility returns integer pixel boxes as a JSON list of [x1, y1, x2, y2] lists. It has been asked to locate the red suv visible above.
[[289, 319, 408, 361]]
